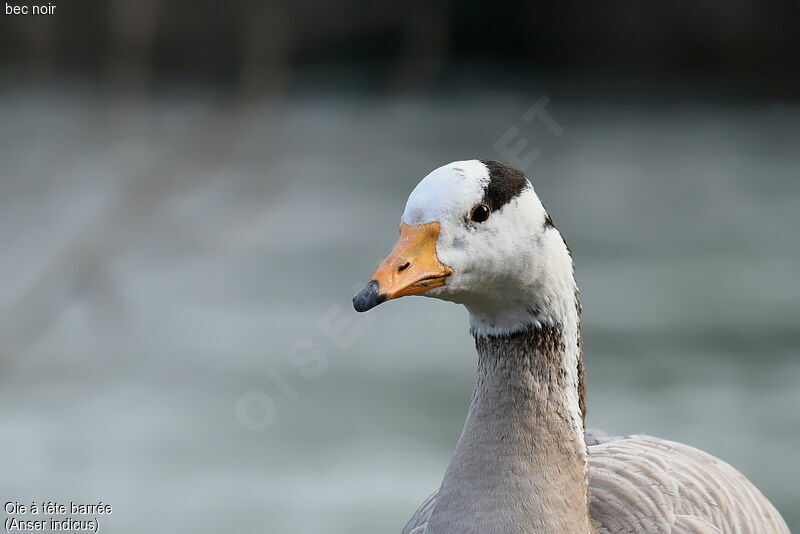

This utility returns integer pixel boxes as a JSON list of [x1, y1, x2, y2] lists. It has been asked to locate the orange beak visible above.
[[353, 222, 452, 312]]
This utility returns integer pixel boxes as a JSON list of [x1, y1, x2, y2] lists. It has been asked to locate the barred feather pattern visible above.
[[403, 434, 790, 534]]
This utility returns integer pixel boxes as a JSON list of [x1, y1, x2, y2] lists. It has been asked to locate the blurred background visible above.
[[1, 1, 798, 532]]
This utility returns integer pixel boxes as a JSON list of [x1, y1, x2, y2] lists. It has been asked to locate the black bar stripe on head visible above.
[[479, 160, 530, 212]]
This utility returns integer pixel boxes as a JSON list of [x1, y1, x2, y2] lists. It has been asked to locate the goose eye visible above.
[[470, 204, 491, 223]]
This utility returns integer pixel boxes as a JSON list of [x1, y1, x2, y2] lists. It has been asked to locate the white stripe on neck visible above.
[[466, 227, 585, 458]]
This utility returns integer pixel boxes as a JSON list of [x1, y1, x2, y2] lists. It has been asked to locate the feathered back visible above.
[[403, 434, 790, 534]]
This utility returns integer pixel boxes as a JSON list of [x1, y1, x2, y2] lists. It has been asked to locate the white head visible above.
[[354, 160, 579, 337]]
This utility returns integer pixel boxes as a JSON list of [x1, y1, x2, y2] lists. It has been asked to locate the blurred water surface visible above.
[[0, 88, 798, 532]]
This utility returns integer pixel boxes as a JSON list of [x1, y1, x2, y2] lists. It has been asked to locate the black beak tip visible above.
[[353, 280, 386, 312]]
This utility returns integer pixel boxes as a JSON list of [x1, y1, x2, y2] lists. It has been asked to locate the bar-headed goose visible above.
[[353, 160, 789, 534]]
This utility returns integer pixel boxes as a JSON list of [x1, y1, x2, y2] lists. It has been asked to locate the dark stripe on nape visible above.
[[479, 160, 530, 212], [543, 213, 555, 229]]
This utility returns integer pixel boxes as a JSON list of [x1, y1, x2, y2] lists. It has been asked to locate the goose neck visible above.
[[426, 323, 593, 534]]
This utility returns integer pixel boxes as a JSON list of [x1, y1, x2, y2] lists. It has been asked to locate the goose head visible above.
[[353, 160, 578, 337]]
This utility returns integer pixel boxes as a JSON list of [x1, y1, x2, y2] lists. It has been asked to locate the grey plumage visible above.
[[353, 160, 789, 534], [403, 433, 790, 534]]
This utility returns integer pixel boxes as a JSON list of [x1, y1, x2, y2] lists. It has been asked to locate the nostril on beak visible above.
[[397, 262, 411, 273]]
